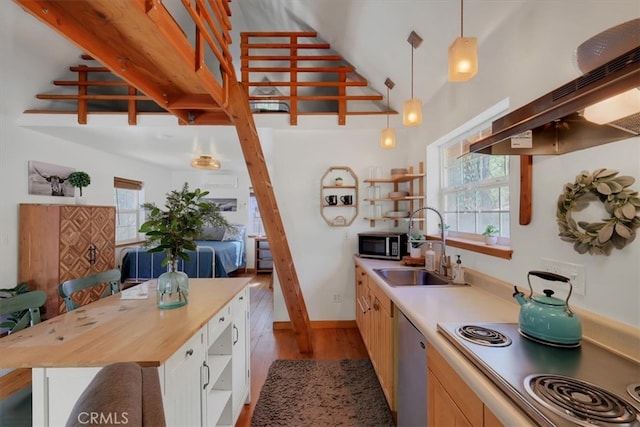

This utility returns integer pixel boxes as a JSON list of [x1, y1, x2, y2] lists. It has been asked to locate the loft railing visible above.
[[241, 32, 387, 125]]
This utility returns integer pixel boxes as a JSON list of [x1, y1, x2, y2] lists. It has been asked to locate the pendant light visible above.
[[403, 31, 423, 127], [381, 78, 396, 149], [449, 0, 478, 82]]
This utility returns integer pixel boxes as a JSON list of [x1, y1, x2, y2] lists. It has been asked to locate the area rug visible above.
[[251, 359, 394, 427]]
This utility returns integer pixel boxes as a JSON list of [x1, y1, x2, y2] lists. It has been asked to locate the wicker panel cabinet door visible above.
[[19, 204, 116, 318], [58, 206, 116, 313]]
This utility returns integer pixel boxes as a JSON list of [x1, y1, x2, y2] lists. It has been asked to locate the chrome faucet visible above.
[[408, 206, 447, 276]]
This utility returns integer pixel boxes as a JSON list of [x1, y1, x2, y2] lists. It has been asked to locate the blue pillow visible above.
[[199, 226, 226, 241]]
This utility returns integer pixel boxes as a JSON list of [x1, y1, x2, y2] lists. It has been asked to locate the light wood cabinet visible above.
[[427, 345, 503, 427], [19, 204, 115, 318], [363, 162, 425, 230], [354, 264, 394, 410], [355, 264, 370, 351]]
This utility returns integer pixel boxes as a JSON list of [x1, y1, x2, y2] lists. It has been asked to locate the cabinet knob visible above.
[[219, 316, 225, 322], [186, 348, 194, 356]]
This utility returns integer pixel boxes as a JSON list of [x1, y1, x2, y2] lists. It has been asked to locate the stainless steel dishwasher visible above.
[[397, 310, 428, 426]]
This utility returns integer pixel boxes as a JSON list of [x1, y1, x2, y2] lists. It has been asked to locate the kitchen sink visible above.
[[373, 268, 464, 287]]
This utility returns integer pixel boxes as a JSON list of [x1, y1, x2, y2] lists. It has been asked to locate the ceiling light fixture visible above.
[[381, 78, 397, 149], [448, 0, 478, 82], [191, 155, 221, 170], [403, 31, 423, 127]]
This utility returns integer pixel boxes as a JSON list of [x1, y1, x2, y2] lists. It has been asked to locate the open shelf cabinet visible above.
[[363, 162, 425, 230], [320, 166, 359, 226]]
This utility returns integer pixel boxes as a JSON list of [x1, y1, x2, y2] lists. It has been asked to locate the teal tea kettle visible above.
[[513, 271, 582, 347]]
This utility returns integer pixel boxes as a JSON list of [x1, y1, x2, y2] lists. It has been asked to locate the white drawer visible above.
[[208, 303, 231, 345], [232, 288, 248, 313], [165, 326, 205, 376]]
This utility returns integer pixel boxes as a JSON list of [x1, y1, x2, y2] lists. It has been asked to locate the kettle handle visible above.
[[528, 270, 570, 283], [527, 270, 574, 316]]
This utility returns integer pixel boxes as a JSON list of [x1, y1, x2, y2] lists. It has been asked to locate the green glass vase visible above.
[[157, 259, 189, 309]]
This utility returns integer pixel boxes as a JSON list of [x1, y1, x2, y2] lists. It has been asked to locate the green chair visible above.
[[58, 269, 121, 312], [0, 290, 47, 334]]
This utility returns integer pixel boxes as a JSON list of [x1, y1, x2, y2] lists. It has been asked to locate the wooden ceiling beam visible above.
[[14, 0, 226, 123]]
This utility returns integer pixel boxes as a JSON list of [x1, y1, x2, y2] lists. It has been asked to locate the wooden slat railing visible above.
[[241, 31, 386, 125]]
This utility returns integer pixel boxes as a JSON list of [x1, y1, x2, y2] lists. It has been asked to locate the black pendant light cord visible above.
[[460, 0, 464, 37]]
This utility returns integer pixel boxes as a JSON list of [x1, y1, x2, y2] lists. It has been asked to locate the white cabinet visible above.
[[205, 304, 233, 426], [204, 288, 250, 427], [232, 288, 250, 417], [30, 286, 250, 427], [164, 327, 206, 426]]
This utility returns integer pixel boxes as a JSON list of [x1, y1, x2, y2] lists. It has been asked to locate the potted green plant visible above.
[[139, 183, 228, 309], [68, 171, 91, 203], [482, 225, 500, 245], [409, 233, 423, 257], [334, 176, 344, 186]]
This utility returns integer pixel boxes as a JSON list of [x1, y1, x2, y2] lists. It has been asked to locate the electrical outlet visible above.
[[344, 231, 349, 241], [541, 258, 586, 296], [332, 294, 342, 303]]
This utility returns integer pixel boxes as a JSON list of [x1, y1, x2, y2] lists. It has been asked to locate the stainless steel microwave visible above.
[[358, 232, 408, 260]]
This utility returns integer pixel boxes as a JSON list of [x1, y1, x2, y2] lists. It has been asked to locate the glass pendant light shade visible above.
[[381, 127, 396, 149], [449, 36, 478, 82], [403, 31, 423, 127], [403, 98, 422, 126], [381, 78, 397, 149]]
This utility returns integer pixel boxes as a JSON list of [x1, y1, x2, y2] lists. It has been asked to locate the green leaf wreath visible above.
[[557, 169, 640, 255]]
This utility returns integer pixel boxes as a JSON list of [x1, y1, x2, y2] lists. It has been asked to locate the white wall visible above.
[[417, 3, 640, 327], [268, 118, 415, 321], [0, 123, 170, 286], [269, 2, 640, 328]]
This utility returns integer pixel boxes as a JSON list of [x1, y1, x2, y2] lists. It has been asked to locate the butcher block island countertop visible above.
[[0, 278, 250, 368]]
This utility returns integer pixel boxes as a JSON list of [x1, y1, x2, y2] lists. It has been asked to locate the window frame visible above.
[[427, 99, 513, 259], [114, 177, 145, 245], [247, 188, 265, 237]]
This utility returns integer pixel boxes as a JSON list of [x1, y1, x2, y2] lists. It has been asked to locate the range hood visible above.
[[470, 45, 640, 155]]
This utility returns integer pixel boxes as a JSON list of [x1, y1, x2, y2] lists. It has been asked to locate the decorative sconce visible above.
[[448, 0, 478, 82], [381, 78, 396, 149], [403, 31, 423, 127]]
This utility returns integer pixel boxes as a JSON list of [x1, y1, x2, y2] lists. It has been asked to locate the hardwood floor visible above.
[[235, 273, 368, 426]]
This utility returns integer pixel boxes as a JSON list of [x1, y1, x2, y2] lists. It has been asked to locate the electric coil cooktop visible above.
[[438, 322, 640, 427]]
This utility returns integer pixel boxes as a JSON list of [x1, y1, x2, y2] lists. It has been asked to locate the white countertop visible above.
[[354, 256, 536, 426]]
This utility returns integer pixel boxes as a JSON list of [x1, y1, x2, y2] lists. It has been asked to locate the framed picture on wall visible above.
[[205, 198, 238, 212], [28, 160, 75, 197]]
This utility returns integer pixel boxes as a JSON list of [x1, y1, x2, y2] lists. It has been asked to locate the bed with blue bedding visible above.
[[120, 224, 246, 282]]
